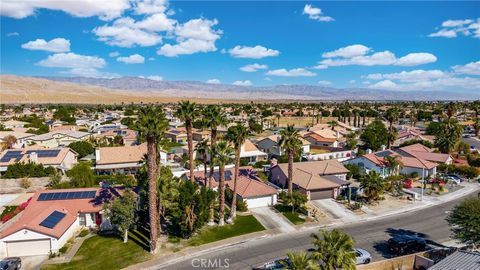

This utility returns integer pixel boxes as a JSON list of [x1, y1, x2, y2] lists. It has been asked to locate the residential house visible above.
[[94, 144, 167, 175], [191, 166, 278, 208], [429, 250, 480, 270], [0, 147, 78, 175], [0, 187, 121, 257], [0, 131, 34, 149], [397, 143, 453, 165], [344, 149, 437, 178], [256, 135, 311, 157], [192, 129, 211, 142], [303, 131, 339, 148], [26, 130, 92, 148], [165, 128, 188, 144], [240, 139, 268, 164], [1, 120, 29, 129], [269, 160, 349, 200], [95, 129, 138, 146]]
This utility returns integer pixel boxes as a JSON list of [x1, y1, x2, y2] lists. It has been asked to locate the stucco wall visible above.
[[0, 177, 68, 193]]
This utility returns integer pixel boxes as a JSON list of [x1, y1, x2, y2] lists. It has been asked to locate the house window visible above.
[[79, 214, 86, 226]]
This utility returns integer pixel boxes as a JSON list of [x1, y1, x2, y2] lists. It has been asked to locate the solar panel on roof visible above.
[[0, 151, 23, 162], [58, 192, 68, 200], [44, 193, 55, 200], [39, 211, 66, 229], [66, 192, 75, 199], [37, 191, 97, 201], [38, 193, 47, 201], [213, 171, 233, 181], [375, 151, 392, 158]]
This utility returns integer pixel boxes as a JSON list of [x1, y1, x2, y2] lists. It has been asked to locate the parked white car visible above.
[[355, 248, 372, 264]]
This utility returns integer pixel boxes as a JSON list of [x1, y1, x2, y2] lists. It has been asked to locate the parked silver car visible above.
[[355, 248, 372, 264]]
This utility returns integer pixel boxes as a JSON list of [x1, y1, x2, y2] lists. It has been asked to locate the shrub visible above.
[[253, 160, 269, 169], [410, 172, 419, 179], [59, 246, 68, 254], [20, 178, 32, 189], [225, 189, 248, 212], [335, 194, 345, 201], [345, 164, 361, 180], [438, 164, 479, 179], [402, 179, 413, 189], [2, 162, 56, 179], [78, 229, 89, 237]]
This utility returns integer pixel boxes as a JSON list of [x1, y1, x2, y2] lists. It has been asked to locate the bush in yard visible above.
[[67, 162, 96, 187], [225, 189, 248, 212], [59, 246, 68, 254], [78, 229, 89, 237], [279, 191, 308, 214], [20, 178, 32, 189], [402, 179, 413, 189], [344, 164, 361, 180], [335, 194, 345, 201], [410, 172, 419, 179], [69, 141, 95, 158], [2, 162, 56, 178], [447, 197, 480, 247]]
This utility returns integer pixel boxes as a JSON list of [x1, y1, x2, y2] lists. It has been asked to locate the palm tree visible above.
[[311, 229, 356, 270], [283, 251, 319, 270], [384, 155, 403, 176], [328, 120, 337, 131], [195, 139, 210, 181], [213, 141, 234, 226], [203, 105, 228, 187], [279, 125, 302, 194], [225, 123, 250, 223], [385, 107, 400, 149], [175, 101, 199, 181], [134, 106, 168, 254], [360, 171, 385, 203]]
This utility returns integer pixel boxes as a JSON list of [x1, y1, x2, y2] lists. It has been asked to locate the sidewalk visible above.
[[250, 207, 296, 233]]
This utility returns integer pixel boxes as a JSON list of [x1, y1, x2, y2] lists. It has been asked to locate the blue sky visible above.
[[1, 1, 479, 92]]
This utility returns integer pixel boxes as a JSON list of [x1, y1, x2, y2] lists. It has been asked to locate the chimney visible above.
[[29, 152, 38, 164], [95, 149, 101, 162], [381, 145, 386, 151], [366, 149, 372, 154]]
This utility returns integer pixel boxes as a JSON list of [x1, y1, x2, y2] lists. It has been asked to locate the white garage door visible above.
[[246, 196, 274, 208], [7, 239, 50, 256]]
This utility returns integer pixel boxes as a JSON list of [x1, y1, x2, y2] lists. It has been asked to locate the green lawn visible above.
[[274, 205, 305, 225], [188, 215, 265, 246], [41, 231, 151, 270]]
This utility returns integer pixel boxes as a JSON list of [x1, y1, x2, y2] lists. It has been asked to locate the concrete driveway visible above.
[[311, 199, 356, 221], [19, 255, 48, 270], [250, 207, 295, 233]]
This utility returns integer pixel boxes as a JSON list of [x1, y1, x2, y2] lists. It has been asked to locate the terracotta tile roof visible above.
[[399, 143, 451, 163], [304, 132, 337, 143], [96, 144, 146, 165], [260, 134, 310, 146], [276, 160, 349, 176], [191, 166, 277, 198], [289, 168, 346, 190], [363, 149, 438, 169], [0, 131, 34, 140], [243, 139, 263, 152], [0, 187, 119, 239]]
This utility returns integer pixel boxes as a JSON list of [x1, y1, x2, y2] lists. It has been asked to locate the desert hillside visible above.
[[0, 75, 248, 104]]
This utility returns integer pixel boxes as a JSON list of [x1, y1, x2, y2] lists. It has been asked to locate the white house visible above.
[[0, 188, 121, 257]]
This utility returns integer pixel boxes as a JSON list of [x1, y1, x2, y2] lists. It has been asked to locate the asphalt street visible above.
[[152, 194, 476, 270], [462, 136, 480, 150]]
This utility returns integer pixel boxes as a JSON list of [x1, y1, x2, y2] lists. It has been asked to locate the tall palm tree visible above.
[[195, 139, 210, 181], [279, 125, 302, 194], [283, 251, 319, 270], [203, 105, 228, 187], [213, 141, 234, 226], [311, 229, 356, 270], [385, 107, 400, 149], [225, 123, 250, 223], [175, 101, 199, 181], [134, 106, 168, 254]]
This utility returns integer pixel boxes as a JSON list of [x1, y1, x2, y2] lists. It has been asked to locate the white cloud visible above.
[[37, 52, 111, 78], [147, 75, 163, 81], [302, 4, 334, 22], [37, 52, 105, 68], [7, 32, 19, 37], [117, 54, 145, 64], [349, 80, 356, 84], [93, 17, 162, 47], [266, 68, 316, 77], [136, 12, 176, 32], [157, 18, 221, 57], [318, 80, 332, 85], [0, 0, 131, 20], [365, 67, 480, 91], [133, 0, 167, 15], [21, 38, 70, 53], [109, 51, 120, 57], [240, 63, 268, 72], [322, 44, 370, 58], [228, 45, 279, 59], [429, 18, 480, 39], [232, 80, 252, 86], [365, 70, 446, 82], [452, 60, 480, 75], [318, 44, 437, 68], [396, 53, 437, 66], [206, 79, 221, 84]]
